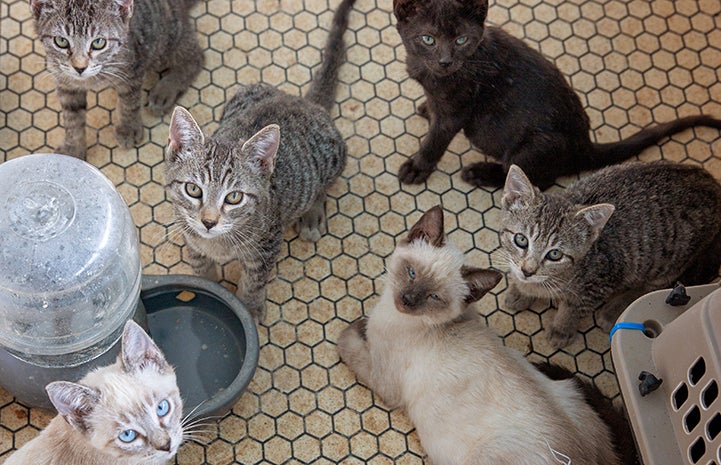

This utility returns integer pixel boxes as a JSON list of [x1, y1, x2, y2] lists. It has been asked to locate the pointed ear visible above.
[[46, 381, 100, 432], [241, 124, 280, 177], [406, 205, 445, 247], [502, 165, 537, 210], [575, 203, 615, 236], [114, 0, 133, 22], [120, 320, 171, 374], [461, 267, 502, 303], [167, 106, 204, 162], [29, 0, 50, 17], [393, 0, 418, 21]]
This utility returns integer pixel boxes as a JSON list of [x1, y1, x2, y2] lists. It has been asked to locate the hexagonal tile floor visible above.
[[2, 0, 721, 463]]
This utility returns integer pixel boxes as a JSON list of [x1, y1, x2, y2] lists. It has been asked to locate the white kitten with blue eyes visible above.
[[3, 321, 184, 465]]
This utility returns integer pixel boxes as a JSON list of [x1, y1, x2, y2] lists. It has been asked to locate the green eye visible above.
[[420, 35, 435, 46], [54, 36, 69, 49], [513, 233, 529, 249], [546, 249, 563, 261], [455, 36, 468, 45], [185, 183, 202, 198], [91, 38, 107, 50], [224, 191, 243, 205]]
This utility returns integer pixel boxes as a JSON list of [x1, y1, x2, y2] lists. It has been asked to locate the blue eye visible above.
[[119, 429, 138, 443], [420, 35, 435, 46], [157, 399, 170, 417], [407, 266, 416, 279], [429, 294, 440, 301], [455, 36, 468, 45]]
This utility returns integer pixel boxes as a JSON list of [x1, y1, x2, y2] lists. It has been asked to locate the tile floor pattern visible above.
[[2, 0, 721, 463]]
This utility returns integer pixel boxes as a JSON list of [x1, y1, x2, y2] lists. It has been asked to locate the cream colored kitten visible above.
[[338, 205, 624, 465], [4, 321, 183, 465]]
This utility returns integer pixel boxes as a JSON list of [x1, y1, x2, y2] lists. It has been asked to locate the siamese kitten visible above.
[[29, 0, 203, 158], [3, 320, 184, 465], [392, 0, 721, 189], [164, 0, 356, 318], [501, 162, 721, 348], [338, 206, 632, 465]]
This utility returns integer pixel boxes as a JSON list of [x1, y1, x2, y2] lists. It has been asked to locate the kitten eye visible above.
[[513, 233, 529, 249], [545, 249, 563, 261], [54, 36, 70, 49], [420, 35, 435, 46], [185, 183, 202, 198], [91, 38, 107, 50], [429, 293, 441, 301], [157, 399, 170, 417], [455, 36, 468, 45], [119, 429, 138, 443], [407, 266, 416, 280], [224, 191, 243, 205]]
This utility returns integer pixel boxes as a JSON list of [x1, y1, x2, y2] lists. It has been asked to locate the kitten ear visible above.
[[575, 203, 615, 236], [502, 165, 537, 209], [120, 320, 171, 374], [28, 0, 50, 17], [167, 106, 204, 162], [241, 124, 281, 177], [46, 381, 100, 432], [461, 267, 502, 303], [113, 0, 134, 22], [406, 205, 445, 247], [393, 0, 418, 21]]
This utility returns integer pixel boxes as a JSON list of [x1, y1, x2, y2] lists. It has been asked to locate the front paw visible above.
[[546, 324, 577, 349], [398, 157, 433, 184], [115, 121, 144, 148], [503, 289, 535, 313], [57, 141, 87, 159], [148, 85, 181, 116], [417, 100, 430, 119]]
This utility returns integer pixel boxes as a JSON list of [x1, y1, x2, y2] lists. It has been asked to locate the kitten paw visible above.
[[115, 122, 144, 148], [398, 157, 433, 184], [417, 100, 430, 119], [461, 162, 506, 188], [56, 142, 87, 159], [148, 85, 182, 116], [596, 311, 617, 332], [503, 291, 535, 313], [295, 199, 326, 242], [546, 326, 577, 349]]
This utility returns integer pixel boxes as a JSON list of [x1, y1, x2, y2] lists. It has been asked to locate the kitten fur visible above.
[[164, 0, 355, 318], [392, 0, 721, 189], [338, 206, 631, 465], [3, 321, 183, 465], [30, 0, 203, 158], [501, 161, 721, 348]]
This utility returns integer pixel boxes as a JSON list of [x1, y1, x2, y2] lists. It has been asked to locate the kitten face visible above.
[[501, 166, 614, 287], [395, 0, 487, 77], [388, 206, 501, 324], [30, 0, 131, 84], [46, 321, 184, 461], [165, 107, 280, 240]]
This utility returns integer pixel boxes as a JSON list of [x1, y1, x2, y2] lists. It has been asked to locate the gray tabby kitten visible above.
[[164, 0, 356, 318], [29, 0, 203, 158], [3, 321, 184, 465], [338, 206, 624, 465], [501, 161, 721, 348]]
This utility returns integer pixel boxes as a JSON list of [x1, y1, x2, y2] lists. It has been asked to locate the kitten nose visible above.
[[158, 440, 171, 452], [439, 60, 451, 68], [73, 66, 87, 75], [521, 267, 535, 278], [202, 219, 217, 230]]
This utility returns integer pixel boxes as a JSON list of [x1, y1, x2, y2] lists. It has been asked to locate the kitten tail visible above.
[[305, 0, 358, 111]]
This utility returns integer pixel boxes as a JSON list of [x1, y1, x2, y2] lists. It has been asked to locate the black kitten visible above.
[[393, 0, 721, 189]]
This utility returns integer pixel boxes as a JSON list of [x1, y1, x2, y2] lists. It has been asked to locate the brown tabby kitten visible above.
[[338, 206, 633, 465], [3, 321, 184, 465], [164, 0, 356, 318], [393, 0, 721, 189], [30, 0, 203, 158], [501, 162, 721, 348]]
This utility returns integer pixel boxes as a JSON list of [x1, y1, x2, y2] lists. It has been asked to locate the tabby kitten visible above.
[[164, 0, 356, 318], [338, 206, 631, 465], [3, 321, 184, 465], [30, 0, 203, 158], [501, 162, 721, 348], [393, 0, 721, 189]]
